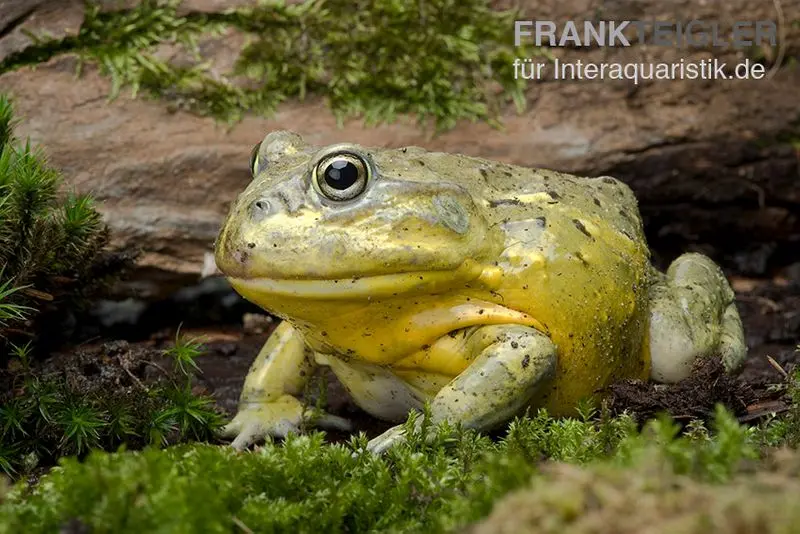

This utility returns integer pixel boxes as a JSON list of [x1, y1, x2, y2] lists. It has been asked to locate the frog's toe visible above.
[[221, 417, 243, 439], [315, 413, 353, 432], [229, 420, 272, 450], [365, 423, 416, 455]]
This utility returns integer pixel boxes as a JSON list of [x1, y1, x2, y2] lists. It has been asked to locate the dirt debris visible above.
[[605, 357, 758, 424]]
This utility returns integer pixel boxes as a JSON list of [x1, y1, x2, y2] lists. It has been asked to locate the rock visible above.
[[0, 0, 84, 63], [0, 0, 47, 34], [1, 0, 798, 298]]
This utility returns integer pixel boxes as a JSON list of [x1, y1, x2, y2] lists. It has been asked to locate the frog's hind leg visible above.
[[648, 252, 746, 383], [366, 324, 557, 454]]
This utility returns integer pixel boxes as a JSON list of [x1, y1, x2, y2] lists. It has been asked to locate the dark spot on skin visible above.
[[522, 355, 530, 369], [421, 344, 430, 350], [535, 216, 546, 227], [402, 148, 408, 153], [272, 243, 277, 248], [593, 197, 602, 207], [575, 251, 589, 266], [247, 242, 255, 249], [602, 177, 616, 184], [546, 190, 561, 200], [479, 168, 490, 183], [321, 331, 328, 337], [504, 171, 512, 177], [418, 160, 425, 166], [299, 370, 306, 377], [511, 341, 519, 349], [572, 219, 593, 238], [489, 198, 521, 207], [619, 209, 631, 221], [478, 309, 484, 315]]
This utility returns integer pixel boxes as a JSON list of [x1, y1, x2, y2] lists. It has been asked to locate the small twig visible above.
[[121, 350, 148, 391], [739, 400, 790, 423], [232, 516, 254, 534], [766, 355, 789, 379], [0, 327, 34, 337], [736, 294, 781, 312], [21, 288, 53, 301], [143, 359, 171, 377], [76, 335, 101, 347], [122, 365, 148, 392]]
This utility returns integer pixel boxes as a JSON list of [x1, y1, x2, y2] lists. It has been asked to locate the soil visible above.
[[33, 269, 799, 443]]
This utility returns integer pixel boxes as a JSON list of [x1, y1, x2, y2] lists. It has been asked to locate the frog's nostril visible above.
[[251, 199, 271, 222]]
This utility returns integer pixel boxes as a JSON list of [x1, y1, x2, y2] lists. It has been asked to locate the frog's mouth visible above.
[[228, 260, 490, 301]]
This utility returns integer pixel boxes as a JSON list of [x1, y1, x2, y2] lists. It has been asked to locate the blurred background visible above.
[[0, 0, 798, 411]]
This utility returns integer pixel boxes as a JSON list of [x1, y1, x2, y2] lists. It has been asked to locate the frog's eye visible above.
[[314, 152, 369, 201], [249, 141, 263, 177]]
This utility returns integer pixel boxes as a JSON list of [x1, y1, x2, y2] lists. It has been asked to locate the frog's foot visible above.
[[648, 253, 747, 383], [222, 394, 352, 450]]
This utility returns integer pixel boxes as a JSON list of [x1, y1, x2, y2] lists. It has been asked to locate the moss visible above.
[[0, 93, 131, 349], [0, 0, 534, 132], [0, 333, 224, 477], [469, 447, 800, 534], [1, 402, 797, 533]]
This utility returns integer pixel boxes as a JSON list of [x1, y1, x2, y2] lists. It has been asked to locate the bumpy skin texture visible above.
[[215, 131, 746, 453]]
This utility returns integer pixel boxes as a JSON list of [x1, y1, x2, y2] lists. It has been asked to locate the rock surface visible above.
[[0, 0, 798, 298]]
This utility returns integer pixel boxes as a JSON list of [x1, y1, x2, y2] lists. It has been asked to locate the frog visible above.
[[214, 130, 747, 454]]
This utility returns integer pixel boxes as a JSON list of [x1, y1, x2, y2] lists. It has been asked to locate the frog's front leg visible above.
[[223, 320, 351, 449], [366, 324, 557, 454]]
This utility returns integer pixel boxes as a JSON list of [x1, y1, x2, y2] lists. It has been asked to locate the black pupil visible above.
[[324, 159, 360, 190]]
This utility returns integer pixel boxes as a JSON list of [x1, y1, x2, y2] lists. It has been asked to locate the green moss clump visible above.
[[0, 404, 794, 533], [0, 94, 130, 349], [469, 446, 800, 534], [0, 0, 534, 131], [0, 334, 224, 477]]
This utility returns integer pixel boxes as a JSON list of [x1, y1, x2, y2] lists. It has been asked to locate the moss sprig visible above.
[[0, 94, 130, 351], [0, 334, 224, 477], [1, 0, 535, 132]]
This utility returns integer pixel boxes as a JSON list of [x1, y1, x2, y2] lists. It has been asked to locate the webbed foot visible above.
[[222, 394, 352, 450]]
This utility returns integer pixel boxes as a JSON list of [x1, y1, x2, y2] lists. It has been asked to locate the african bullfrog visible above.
[[214, 131, 746, 453]]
